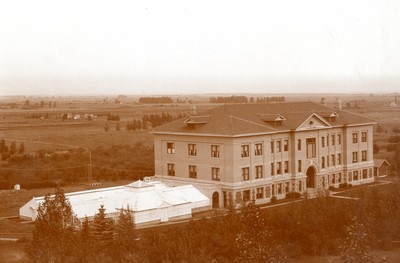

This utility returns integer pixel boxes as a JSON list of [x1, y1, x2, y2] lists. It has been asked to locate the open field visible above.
[[0, 94, 399, 262]]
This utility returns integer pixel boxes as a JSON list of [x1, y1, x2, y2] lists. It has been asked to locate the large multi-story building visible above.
[[151, 102, 376, 208]]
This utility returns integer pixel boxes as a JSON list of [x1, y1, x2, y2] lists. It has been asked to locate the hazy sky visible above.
[[1, 0, 399, 95]]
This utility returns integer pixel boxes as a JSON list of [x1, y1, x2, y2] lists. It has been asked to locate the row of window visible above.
[[321, 133, 342, 148], [166, 132, 368, 159], [352, 150, 368, 163], [352, 131, 368, 144], [321, 153, 342, 169], [167, 143, 221, 157], [347, 169, 372, 182], [167, 164, 221, 181]]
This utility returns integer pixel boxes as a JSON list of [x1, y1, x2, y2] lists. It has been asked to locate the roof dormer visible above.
[[184, 115, 210, 129], [258, 113, 286, 126], [319, 112, 339, 123]]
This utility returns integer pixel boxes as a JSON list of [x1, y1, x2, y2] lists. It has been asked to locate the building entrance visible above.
[[306, 166, 316, 188], [212, 192, 219, 208]]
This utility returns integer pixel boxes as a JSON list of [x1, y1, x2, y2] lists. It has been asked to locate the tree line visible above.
[[0, 139, 25, 161], [210, 96, 286, 104], [0, 143, 154, 190], [24, 183, 400, 262], [138, 96, 173, 104], [125, 113, 186, 131]]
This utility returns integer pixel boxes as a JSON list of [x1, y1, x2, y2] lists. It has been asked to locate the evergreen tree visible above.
[[18, 142, 25, 154], [339, 216, 374, 263], [112, 206, 139, 262], [0, 139, 5, 153], [10, 141, 17, 155], [25, 188, 79, 262], [92, 205, 114, 245], [235, 201, 287, 263]]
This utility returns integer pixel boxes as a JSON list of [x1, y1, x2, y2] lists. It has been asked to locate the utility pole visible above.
[[88, 148, 92, 183]]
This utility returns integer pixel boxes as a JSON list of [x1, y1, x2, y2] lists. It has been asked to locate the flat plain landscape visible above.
[[0, 93, 399, 262]]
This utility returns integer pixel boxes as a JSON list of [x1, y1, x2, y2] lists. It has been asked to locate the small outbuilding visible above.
[[20, 180, 209, 227], [374, 159, 391, 177]]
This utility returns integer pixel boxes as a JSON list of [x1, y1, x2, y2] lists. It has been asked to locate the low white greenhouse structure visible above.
[[20, 179, 210, 227]]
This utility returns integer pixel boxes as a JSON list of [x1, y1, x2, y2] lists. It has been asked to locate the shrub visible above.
[[339, 183, 348, 188], [286, 191, 301, 199], [270, 195, 277, 203], [328, 186, 335, 191]]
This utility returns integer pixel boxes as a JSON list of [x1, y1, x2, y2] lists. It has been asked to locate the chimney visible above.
[[335, 98, 342, 110], [191, 105, 197, 115]]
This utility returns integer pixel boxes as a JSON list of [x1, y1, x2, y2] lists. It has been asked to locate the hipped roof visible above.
[[151, 102, 375, 137]]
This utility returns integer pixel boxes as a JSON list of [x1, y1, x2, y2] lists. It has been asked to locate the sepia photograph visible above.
[[1, 1, 400, 262]]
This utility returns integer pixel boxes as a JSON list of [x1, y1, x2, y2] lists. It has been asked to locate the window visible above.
[[255, 143, 263, 156], [298, 181, 302, 192], [306, 138, 316, 158], [363, 169, 368, 179], [353, 152, 360, 163], [277, 162, 282, 175], [331, 154, 336, 166], [241, 144, 250, 158], [277, 183, 282, 194], [256, 187, 264, 199], [321, 137, 325, 148], [327, 155, 330, 167], [362, 150, 367, 162], [271, 163, 275, 176], [189, 165, 197, 178], [284, 161, 289, 173], [331, 135, 335, 146], [212, 167, 220, 181], [167, 143, 175, 154], [338, 153, 342, 165], [353, 171, 358, 181], [362, 132, 367, 142], [271, 141, 274, 153], [188, 144, 197, 156], [338, 173, 342, 183], [331, 174, 336, 184], [321, 156, 325, 169], [243, 190, 251, 201], [277, 140, 282, 152], [327, 135, 329, 146], [298, 160, 302, 173], [211, 145, 220, 158], [272, 184, 275, 196], [284, 140, 289, 151], [242, 167, 250, 181], [255, 165, 263, 179], [298, 139, 302, 151], [167, 163, 175, 176], [352, 133, 358, 143], [285, 182, 290, 193], [337, 134, 341, 145]]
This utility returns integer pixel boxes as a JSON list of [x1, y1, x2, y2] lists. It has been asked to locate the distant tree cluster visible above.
[[0, 139, 25, 160], [138, 96, 173, 104], [0, 143, 154, 189], [210, 96, 248, 103], [253, 96, 286, 103], [126, 113, 185, 131], [106, 114, 120, 121], [27, 113, 49, 119]]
